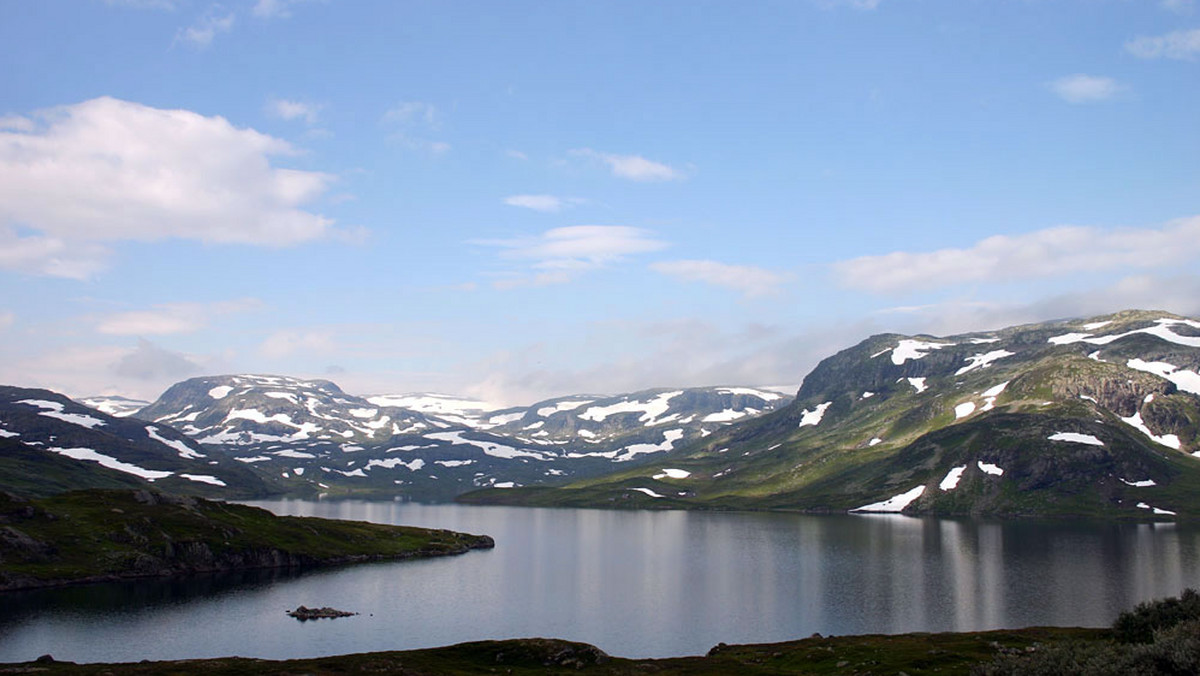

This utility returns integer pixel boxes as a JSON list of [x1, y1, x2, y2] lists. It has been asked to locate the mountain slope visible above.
[[0, 386, 276, 499], [461, 310, 1200, 518], [135, 377, 790, 500]]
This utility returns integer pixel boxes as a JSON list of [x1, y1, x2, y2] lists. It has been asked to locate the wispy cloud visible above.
[[267, 98, 322, 125], [0, 97, 338, 278], [834, 215, 1200, 294], [1048, 74, 1121, 103], [651, 260, 791, 297], [259, 329, 337, 359], [96, 299, 262, 336], [1125, 28, 1200, 60], [571, 148, 685, 182], [174, 8, 235, 48], [476, 225, 668, 288], [502, 194, 585, 213], [382, 101, 449, 154]]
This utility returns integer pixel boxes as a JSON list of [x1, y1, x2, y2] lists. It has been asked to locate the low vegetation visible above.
[[0, 489, 493, 591]]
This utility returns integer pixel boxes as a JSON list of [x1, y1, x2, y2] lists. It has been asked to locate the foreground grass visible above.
[[0, 489, 493, 591], [0, 627, 1107, 675]]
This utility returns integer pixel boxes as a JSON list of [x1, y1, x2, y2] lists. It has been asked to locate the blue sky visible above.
[[1, 0, 1198, 405]]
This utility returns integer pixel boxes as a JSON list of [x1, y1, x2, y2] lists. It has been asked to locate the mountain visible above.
[[77, 395, 151, 417], [0, 386, 277, 499], [461, 310, 1200, 519], [133, 376, 791, 500]]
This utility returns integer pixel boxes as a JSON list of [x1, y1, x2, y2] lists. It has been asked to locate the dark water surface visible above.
[[2, 501, 1199, 663]]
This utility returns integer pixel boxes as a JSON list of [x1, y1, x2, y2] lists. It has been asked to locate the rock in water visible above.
[[287, 605, 357, 620]]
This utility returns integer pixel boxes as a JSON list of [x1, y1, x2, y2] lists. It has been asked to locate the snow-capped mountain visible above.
[[463, 310, 1200, 519], [0, 386, 274, 498], [77, 395, 151, 418], [131, 376, 791, 500]]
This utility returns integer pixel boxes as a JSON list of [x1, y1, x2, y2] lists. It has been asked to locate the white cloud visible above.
[[502, 194, 584, 213], [383, 101, 438, 127], [253, 0, 320, 19], [572, 148, 684, 182], [506, 149, 529, 161], [112, 338, 203, 381], [480, 225, 667, 270], [651, 260, 791, 297], [0, 115, 34, 132], [1048, 74, 1121, 103], [175, 9, 235, 48], [96, 299, 261, 336], [267, 98, 321, 125], [1125, 28, 1200, 60], [1161, 0, 1195, 13], [0, 97, 338, 278], [259, 329, 337, 359], [834, 215, 1200, 294]]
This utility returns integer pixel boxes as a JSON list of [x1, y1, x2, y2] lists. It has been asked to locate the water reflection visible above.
[[2, 502, 1199, 663]]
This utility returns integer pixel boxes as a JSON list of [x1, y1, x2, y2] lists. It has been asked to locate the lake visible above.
[[2, 501, 1199, 663]]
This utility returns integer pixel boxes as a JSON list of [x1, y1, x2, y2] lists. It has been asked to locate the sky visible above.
[[1, 0, 1198, 406]]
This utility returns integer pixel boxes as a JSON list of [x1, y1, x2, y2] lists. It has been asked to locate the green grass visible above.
[[0, 627, 1108, 675], [0, 489, 493, 590]]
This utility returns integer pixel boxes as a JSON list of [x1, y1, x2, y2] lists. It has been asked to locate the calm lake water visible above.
[[2, 501, 1199, 663]]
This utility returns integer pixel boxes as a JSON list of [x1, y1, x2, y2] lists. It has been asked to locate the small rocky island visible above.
[[288, 605, 357, 621]]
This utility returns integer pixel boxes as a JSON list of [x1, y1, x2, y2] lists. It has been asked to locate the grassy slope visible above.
[[0, 489, 493, 590], [1, 627, 1105, 675]]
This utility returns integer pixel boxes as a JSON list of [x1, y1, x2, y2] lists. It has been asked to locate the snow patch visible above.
[[579, 391, 683, 425], [954, 402, 976, 419], [852, 485, 925, 513], [1049, 432, 1104, 446], [1126, 359, 1200, 396], [869, 437, 883, 446], [366, 458, 425, 472], [208, 385, 234, 399], [48, 447, 172, 480], [653, 468, 691, 480], [892, 339, 954, 365], [146, 425, 204, 460], [977, 461, 1004, 476], [904, 378, 928, 394], [1120, 411, 1182, 450], [955, 350, 1015, 376], [798, 402, 832, 428], [1121, 478, 1157, 487], [630, 487, 665, 498], [536, 399, 594, 417], [180, 474, 226, 487], [17, 399, 106, 429], [1136, 502, 1176, 516], [425, 430, 547, 460], [940, 465, 967, 491]]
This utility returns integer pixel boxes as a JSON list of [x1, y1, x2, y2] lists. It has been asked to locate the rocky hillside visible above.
[[0, 386, 275, 499], [130, 377, 789, 500], [462, 310, 1200, 519]]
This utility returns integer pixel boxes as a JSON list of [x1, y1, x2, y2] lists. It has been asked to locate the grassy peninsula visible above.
[[0, 489, 493, 591]]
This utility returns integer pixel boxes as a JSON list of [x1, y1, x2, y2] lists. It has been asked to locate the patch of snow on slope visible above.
[[1083, 321, 1112, 331], [436, 459, 474, 467], [978, 461, 1004, 476], [366, 458, 425, 471], [703, 409, 754, 423], [980, 381, 1009, 411], [852, 486, 925, 512], [208, 386, 234, 399], [17, 399, 106, 429], [798, 402, 832, 428], [940, 466, 967, 491], [264, 391, 299, 404], [616, 429, 686, 460], [869, 438, 883, 446], [348, 408, 378, 419], [955, 402, 976, 419], [0, 428, 18, 438], [146, 425, 204, 459], [1126, 359, 1200, 395], [180, 474, 226, 486], [48, 447, 172, 480], [1137, 502, 1176, 516], [425, 431, 547, 460], [970, 337, 1001, 344], [235, 456, 271, 463], [955, 350, 1015, 376], [1049, 318, 1200, 348], [891, 339, 954, 365], [716, 387, 783, 400], [1049, 432, 1105, 446], [1120, 411, 1182, 450], [579, 391, 683, 425], [653, 468, 691, 479], [272, 449, 316, 459], [631, 487, 665, 498], [905, 378, 928, 394], [537, 400, 594, 417], [1121, 478, 1157, 487]]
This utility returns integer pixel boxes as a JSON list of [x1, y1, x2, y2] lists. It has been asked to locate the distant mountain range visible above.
[[462, 310, 1200, 519], [5, 309, 1199, 519]]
